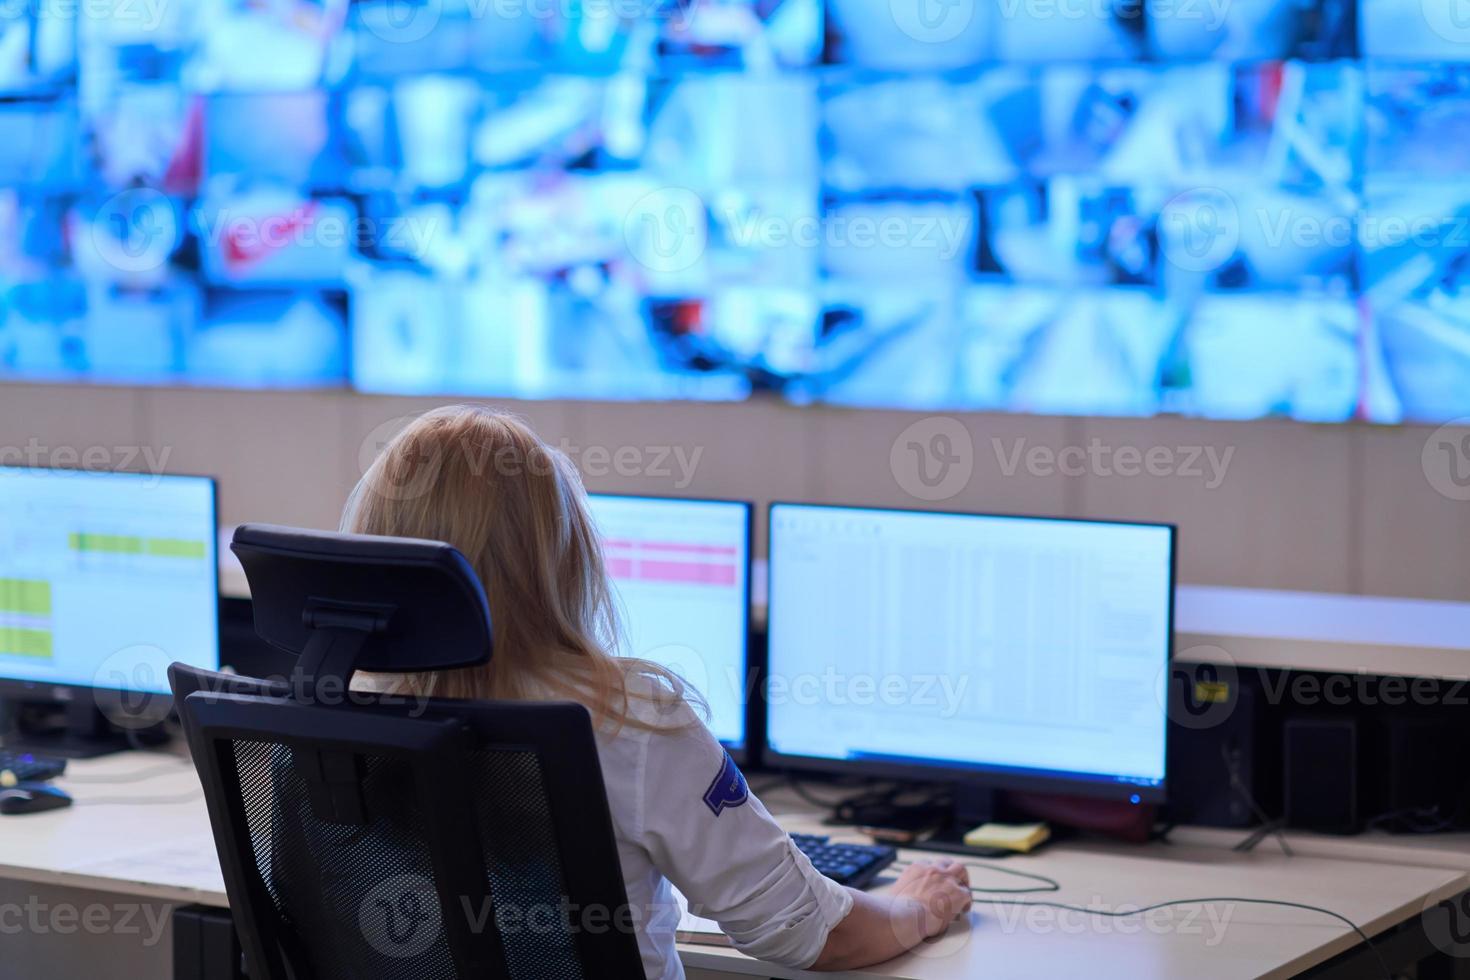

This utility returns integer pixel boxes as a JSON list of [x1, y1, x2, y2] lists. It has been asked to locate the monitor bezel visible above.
[[586, 491, 755, 764], [0, 465, 222, 703], [763, 500, 1177, 805]]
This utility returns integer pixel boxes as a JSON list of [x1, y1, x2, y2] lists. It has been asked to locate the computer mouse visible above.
[[0, 782, 73, 815]]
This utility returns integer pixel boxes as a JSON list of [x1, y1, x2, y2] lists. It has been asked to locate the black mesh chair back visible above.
[[171, 525, 647, 980]]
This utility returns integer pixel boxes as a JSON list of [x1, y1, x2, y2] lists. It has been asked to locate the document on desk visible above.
[[66, 835, 226, 896], [674, 887, 732, 948]]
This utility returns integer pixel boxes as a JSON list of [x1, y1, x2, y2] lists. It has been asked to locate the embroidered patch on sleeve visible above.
[[702, 751, 749, 817]]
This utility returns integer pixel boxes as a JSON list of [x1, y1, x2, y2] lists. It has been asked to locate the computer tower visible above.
[[1368, 715, 1470, 832], [1283, 718, 1361, 835], [1166, 677, 1259, 828]]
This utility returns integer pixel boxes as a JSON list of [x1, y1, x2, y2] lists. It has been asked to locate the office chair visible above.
[[171, 524, 647, 980]]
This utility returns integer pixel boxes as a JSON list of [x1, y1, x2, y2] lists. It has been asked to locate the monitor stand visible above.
[[2, 699, 156, 759], [906, 784, 1014, 859]]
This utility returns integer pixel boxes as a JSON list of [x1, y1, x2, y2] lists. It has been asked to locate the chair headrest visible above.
[[231, 523, 492, 674]]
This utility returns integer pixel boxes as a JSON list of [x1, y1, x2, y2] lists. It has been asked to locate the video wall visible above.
[[1, 0, 1467, 422]]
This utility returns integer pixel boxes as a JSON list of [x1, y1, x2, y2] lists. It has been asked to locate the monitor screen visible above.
[[0, 468, 219, 696], [587, 494, 751, 750], [3, 2, 1466, 424], [767, 503, 1175, 800]]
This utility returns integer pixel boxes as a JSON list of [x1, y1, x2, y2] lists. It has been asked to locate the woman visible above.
[[346, 405, 972, 978]]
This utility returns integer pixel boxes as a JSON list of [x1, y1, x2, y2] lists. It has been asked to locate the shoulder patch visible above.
[[702, 752, 749, 817]]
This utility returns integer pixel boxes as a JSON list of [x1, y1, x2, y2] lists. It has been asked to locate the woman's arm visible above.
[[809, 859, 973, 971]]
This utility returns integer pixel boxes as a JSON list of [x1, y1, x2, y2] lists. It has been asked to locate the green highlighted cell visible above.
[[0, 626, 52, 658], [70, 532, 144, 554], [69, 533, 206, 560], [0, 578, 51, 616], [145, 538, 207, 559]]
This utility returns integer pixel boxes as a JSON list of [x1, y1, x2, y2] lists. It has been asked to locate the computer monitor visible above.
[[586, 494, 752, 755], [766, 503, 1176, 804], [0, 467, 220, 710]]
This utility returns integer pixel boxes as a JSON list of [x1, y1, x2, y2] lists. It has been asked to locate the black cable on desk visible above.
[[892, 857, 1061, 894]]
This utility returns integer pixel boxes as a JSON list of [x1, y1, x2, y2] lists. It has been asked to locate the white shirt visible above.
[[599, 670, 854, 979]]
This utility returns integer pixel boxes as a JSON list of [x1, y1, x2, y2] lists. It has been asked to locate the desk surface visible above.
[[1, 752, 1464, 980]]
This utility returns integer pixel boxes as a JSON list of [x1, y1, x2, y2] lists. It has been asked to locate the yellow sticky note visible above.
[[962, 822, 1051, 853]]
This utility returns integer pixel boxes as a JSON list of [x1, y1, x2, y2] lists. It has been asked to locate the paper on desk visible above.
[[674, 887, 732, 947], [66, 835, 226, 895]]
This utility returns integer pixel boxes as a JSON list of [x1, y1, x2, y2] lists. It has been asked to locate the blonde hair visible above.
[[343, 405, 697, 733]]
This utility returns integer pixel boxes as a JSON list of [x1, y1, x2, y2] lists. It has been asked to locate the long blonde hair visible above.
[[343, 405, 696, 732]]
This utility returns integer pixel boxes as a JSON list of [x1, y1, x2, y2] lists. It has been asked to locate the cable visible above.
[[892, 857, 1061, 895], [973, 896, 1391, 980]]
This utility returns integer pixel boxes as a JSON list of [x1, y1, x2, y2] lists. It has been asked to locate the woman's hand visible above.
[[889, 859, 974, 938], [810, 859, 973, 971]]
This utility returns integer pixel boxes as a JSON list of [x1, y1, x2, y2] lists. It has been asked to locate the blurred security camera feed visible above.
[[0, 0, 1465, 421]]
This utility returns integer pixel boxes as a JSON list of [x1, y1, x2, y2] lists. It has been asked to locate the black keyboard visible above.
[[791, 833, 896, 890], [0, 750, 66, 785]]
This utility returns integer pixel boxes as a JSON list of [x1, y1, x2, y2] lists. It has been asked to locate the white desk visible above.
[[1, 752, 1466, 980]]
